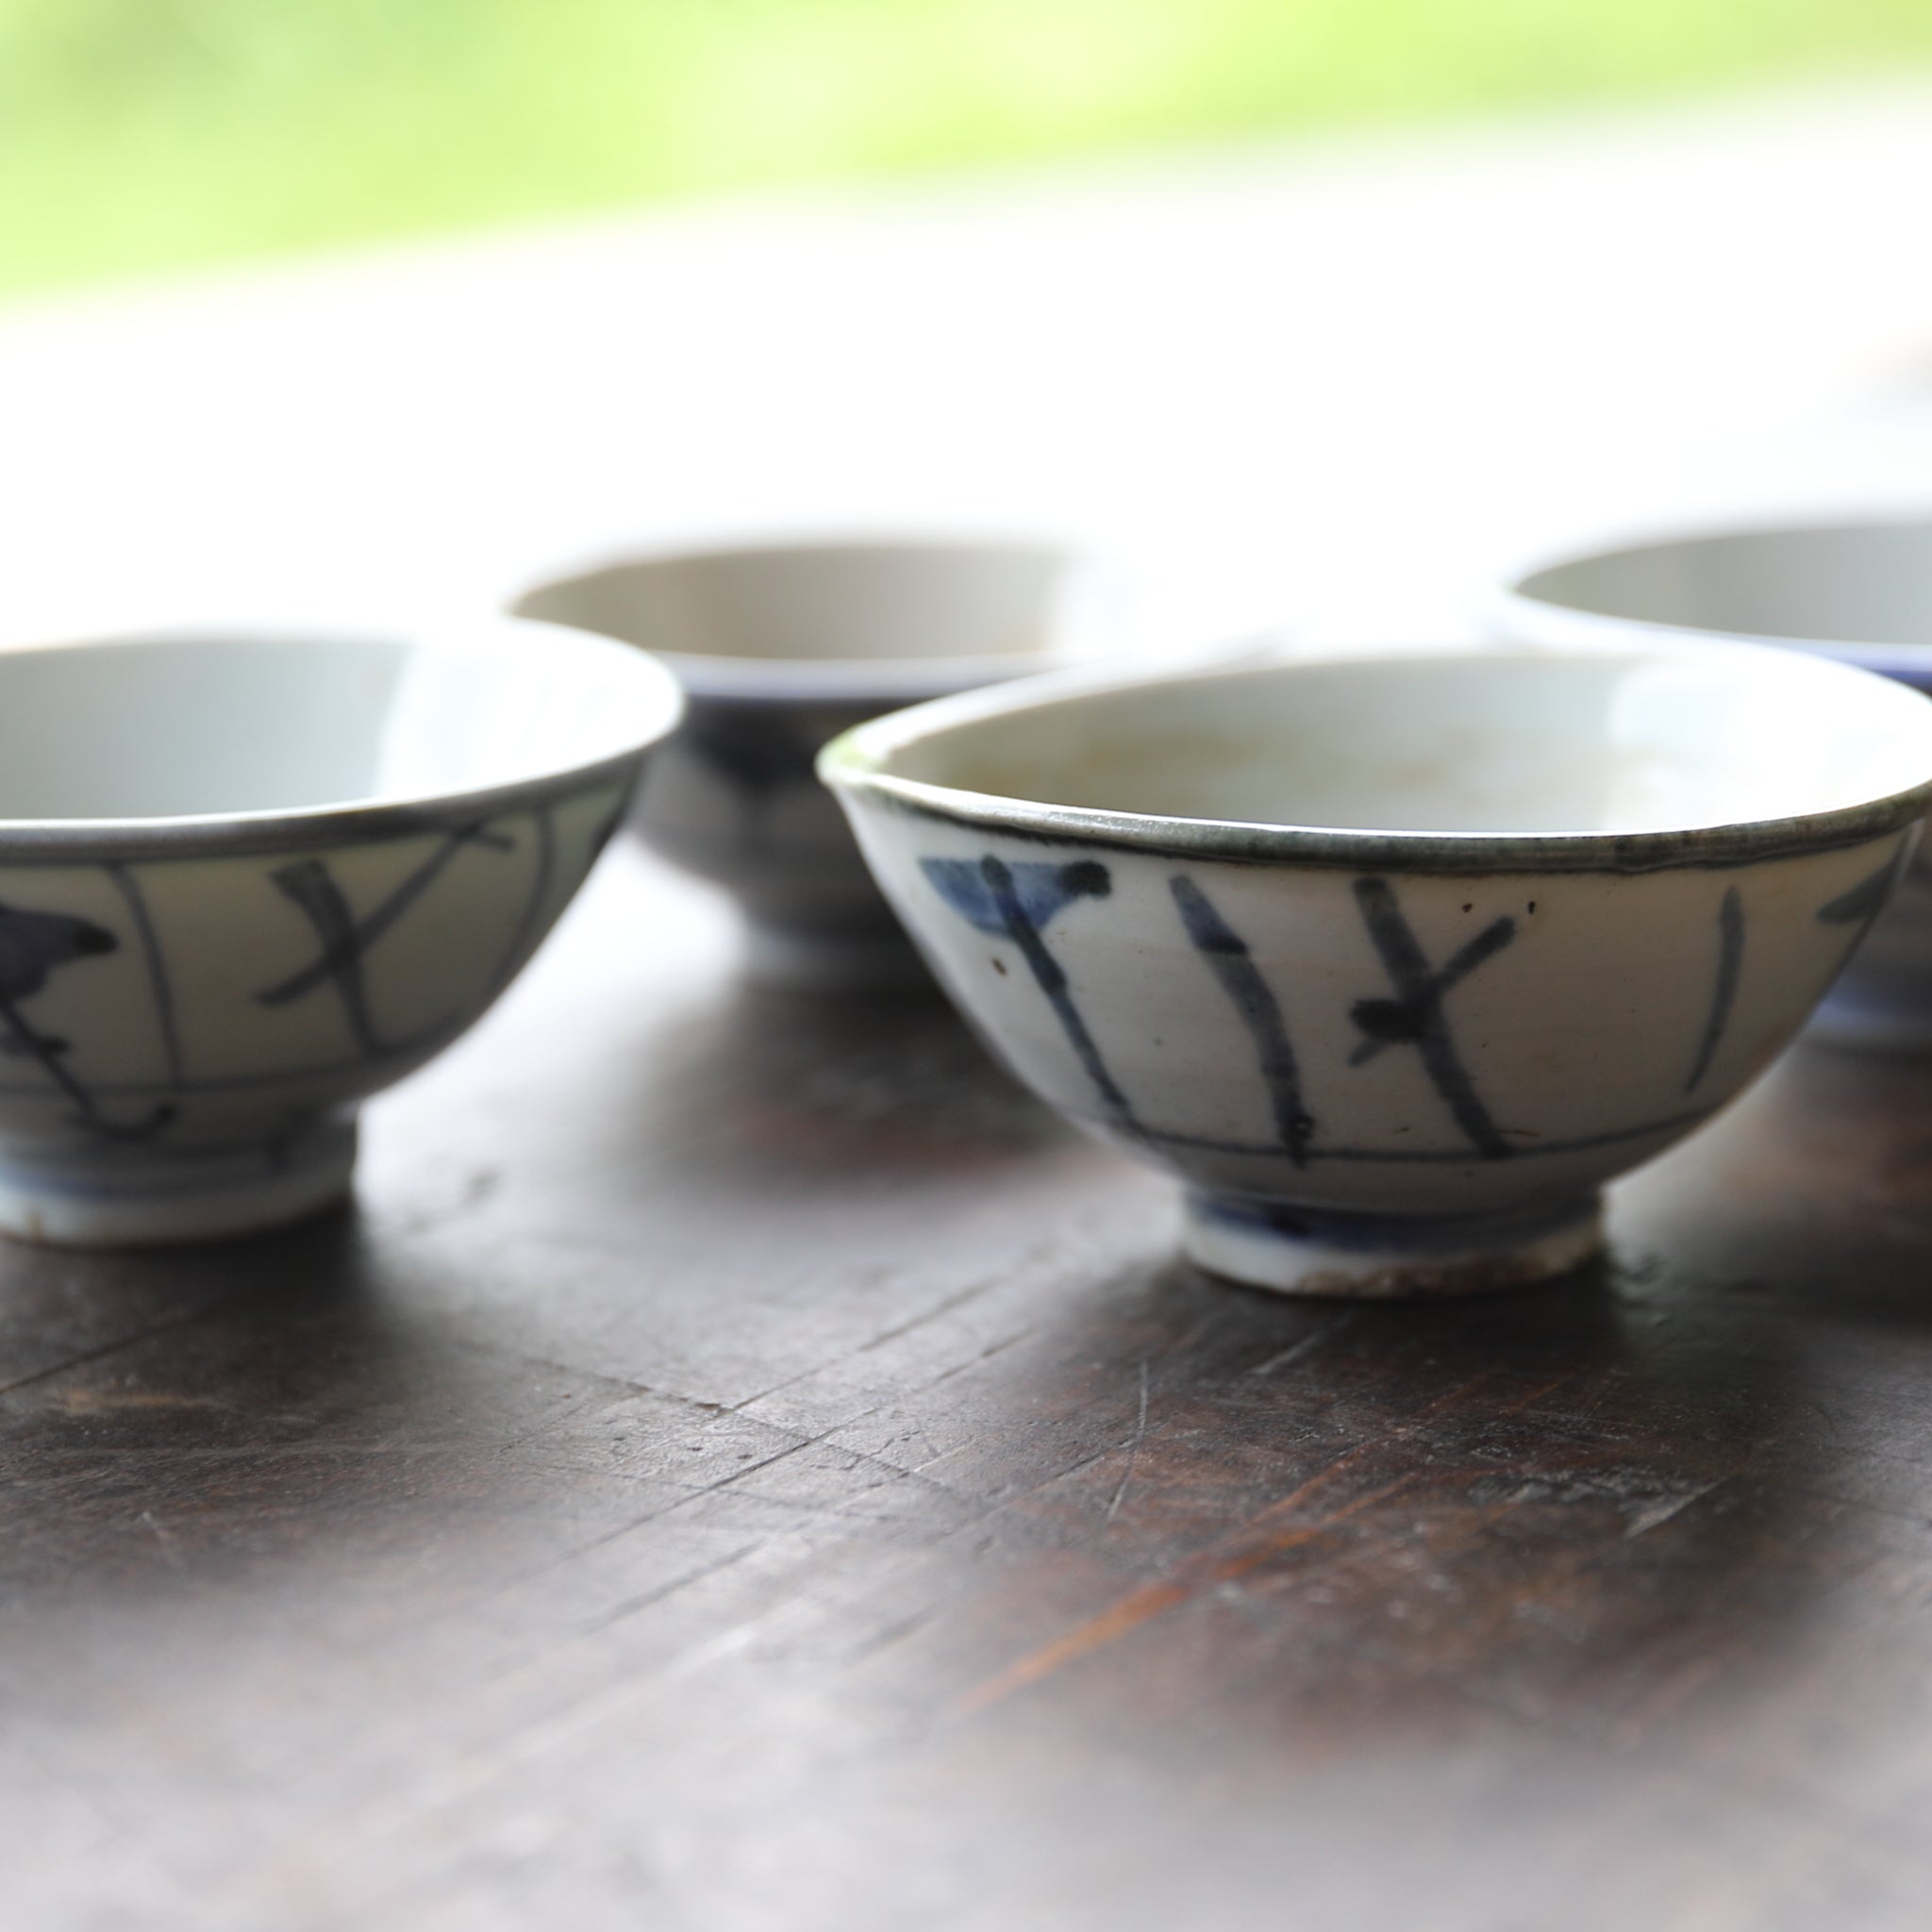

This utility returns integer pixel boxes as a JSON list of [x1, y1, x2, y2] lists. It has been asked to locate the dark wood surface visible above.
[[12, 842, 1932, 1930]]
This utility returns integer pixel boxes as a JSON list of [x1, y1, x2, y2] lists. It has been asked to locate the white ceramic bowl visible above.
[[510, 536, 1120, 990], [1491, 515, 1932, 1048], [820, 642, 1932, 1297], [0, 620, 680, 1245]]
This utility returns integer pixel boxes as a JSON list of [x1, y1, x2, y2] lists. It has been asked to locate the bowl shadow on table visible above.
[[782, 1056, 1932, 1924], [1622, 1040, 1932, 1335], [611, 972, 1088, 1190], [0, 1206, 612, 1613]]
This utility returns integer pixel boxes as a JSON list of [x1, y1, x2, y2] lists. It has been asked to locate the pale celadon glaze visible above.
[[821, 642, 1932, 1297]]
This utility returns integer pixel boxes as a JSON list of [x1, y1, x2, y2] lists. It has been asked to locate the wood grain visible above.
[[8, 844, 1932, 1930]]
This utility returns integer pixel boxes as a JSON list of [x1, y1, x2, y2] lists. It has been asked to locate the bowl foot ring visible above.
[[0, 1116, 358, 1249], [1183, 1190, 1604, 1300]]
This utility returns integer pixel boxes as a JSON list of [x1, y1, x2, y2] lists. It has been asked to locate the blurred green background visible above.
[[5, 0, 1929, 298]]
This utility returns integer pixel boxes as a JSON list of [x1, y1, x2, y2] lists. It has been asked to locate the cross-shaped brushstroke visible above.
[[1170, 875, 1314, 1166], [258, 822, 514, 1058], [1348, 878, 1516, 1159], [920, 854, 1132, 1130]]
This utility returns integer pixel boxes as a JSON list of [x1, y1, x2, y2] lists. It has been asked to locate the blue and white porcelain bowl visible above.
[[0, 620, 680, 1245], [510, 536, 1117, 990], [1491, 516, 1932, 1051], [820, 642, 1932, 1297]]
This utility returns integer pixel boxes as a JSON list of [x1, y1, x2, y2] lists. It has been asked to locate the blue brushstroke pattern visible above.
[[1684, 887, 1744, 1093], [1350, 877, 1516, 1161], [920, 857, 1111, 936], [1170, 874, 1315, 1166], [1816, 855, 1903, 927], [923, 852, 1131, 1129]]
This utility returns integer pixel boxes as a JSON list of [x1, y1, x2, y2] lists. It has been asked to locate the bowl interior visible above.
[[866, 649, 1932, 837], [1513, 520, 1932, 649], [0, 625, 675, 824], [511, 540, 1073, 673]]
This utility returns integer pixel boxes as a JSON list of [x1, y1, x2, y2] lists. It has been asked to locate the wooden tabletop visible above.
[[8, 84, 1932, 1931], [10, 838, 1932, 1930]]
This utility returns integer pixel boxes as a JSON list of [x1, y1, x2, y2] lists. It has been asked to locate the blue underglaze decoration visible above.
[[921, 856, 1111, 937], [259, 820, 516, 1058], [1348, 878, 1516, 1160], [105, 863, 183, 1094], [923, 854, 1133, 1129], [262, 860, 386, 1055], [1171, 875, 1314, 1167], [0, 897, 174, 1141], [587, 799, 626, 858], [1141, 1105, 1716, 1165], [1816, 855, 1902, 928], [486, 806, 558, 999], [1189, 1188, 1595, 1248], [1814, 845, 1911, 984], [1685, 888, 1744, 1094]]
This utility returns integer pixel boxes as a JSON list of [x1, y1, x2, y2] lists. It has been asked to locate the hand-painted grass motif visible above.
[[923, 851, 1775, 1169]]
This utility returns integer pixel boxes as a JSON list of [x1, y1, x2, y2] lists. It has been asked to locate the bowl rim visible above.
[[504, 530, 1108, 703], [1491, 510, 1932, 680], [0, 617, 684, 861], [818, 639, 1932, 875]]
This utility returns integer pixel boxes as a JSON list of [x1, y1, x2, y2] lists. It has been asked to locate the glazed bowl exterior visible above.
[[1491, 515, 1932, 1050], [820, 643, 1932, 1296], [0, 620, 681, 1245], [510, 536, 1117, 989]]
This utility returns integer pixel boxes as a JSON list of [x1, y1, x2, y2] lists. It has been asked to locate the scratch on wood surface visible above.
[[956, 1365, 1584, 1717], [724, 1280, 1010, 1416], [574, 1541, 761, 1639], [857, 1275, 1006, 1354], [139, 1509, 187, 1573], [841, 1606, 941, 1668], [54, 1387, 231, 1416], [958, 1470, 1417, 1717], [485, 1427, 836, 1596], [1104, 1360, 1152, 1525], [0, 1304, 243, 1405], [926, 1323, 1046, 1388], [1247, 1323, 1340, 1377], [1623, 1478, 1724, 1540]]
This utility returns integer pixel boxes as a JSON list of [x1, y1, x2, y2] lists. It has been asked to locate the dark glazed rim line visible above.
[[0, 752, 645, 865], [819, 642, 1932, 875]]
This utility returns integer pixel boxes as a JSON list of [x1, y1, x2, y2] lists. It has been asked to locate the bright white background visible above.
[[2, 86, 1928, 652]]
